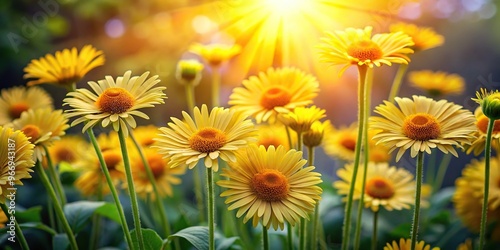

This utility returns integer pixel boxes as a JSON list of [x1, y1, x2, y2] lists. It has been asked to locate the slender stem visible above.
[[371, 211, 379, 250], [118, 129, 144, 250], [86, 129, 134, 250], [35, 161, 78, 250], [297, 132, 306, 250], [341, 65, 368, 250], [433, 154, 452, 192], [262, 225, 269, 250], [285, 126, 295, 150], [1, 203, 30, 250], [410, 152, 424, 250], [211, 68, 221, 108], [89, 182, 103, 250], [479, 118, 495, 250], [388, 64, 409, 103], [206, 167, 215, 250], [43, 146, 66, 206], [308, 146, 320, 250], [287, 222, 293, 250], [354, 67, 373, 250], [185, 82, 197, 112]]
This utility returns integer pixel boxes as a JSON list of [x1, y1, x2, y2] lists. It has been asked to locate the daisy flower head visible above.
[[130, 125, 160, 148], [318, 26, 414, 76], [24, 45, 105, 87], [279, 105, 326, 134], [229, 67, 319, 124], [189, 43, 241, 68], [63, 70, 166, 137], [218, 145, 322, 230], [408, 70, 465, 98], [8, 108, 69, 161], [334, 162, 414, 212], [384, 238, 440, 250], [465, 107, 500, 156], [176, 59, 204, 85], [390, 22, 445, 52], [256, 123, 296, 150], [0, 86, 53, 125], [155, 104, 257, 172], [42, 135, 87, 169], [370, 95, 476, 161], [0, 126, 35, 203]]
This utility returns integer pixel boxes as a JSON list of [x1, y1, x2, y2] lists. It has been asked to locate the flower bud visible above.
[[176, 59, 204, 85], [474, 89, 500, 120]]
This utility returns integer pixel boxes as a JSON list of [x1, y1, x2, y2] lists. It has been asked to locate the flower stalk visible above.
[[207, 167, 216, 250], [410, 151, 424, 250], [43, 145, 66, 206], [388, 64, 409, 103], [479, 118, 495, 250]]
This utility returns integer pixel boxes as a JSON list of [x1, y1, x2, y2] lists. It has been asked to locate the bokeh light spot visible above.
[[105, 18, 125, 38]]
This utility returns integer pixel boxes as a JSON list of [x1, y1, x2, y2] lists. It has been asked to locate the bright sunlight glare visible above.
[[264, 0, 305, 16]]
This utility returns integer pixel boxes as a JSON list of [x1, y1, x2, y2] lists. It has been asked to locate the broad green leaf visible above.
[[53, 234, 69, 250], [168, 226, 209, 250], [20, 222, 57, 235], [94, 203, 120, 224], [64, 201, 105, 233], [15, 206, 42, 223], [216, 235, 240, 250], [130, 228, 163, 250]]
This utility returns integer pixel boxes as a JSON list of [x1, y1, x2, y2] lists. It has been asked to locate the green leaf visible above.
[[53, 234, 69, 250], [94, 203, 120, 224], [15, 206, 42, 223], [58, 161, 79, 173], [20, 222, 57, 235], [168, 226, 209, 250], [130, 228, 163, 250], [64, 201, 105, 234], [216, 235, 240, 250]]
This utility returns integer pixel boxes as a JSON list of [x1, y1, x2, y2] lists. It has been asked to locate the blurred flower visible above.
[[279, 106, 326, 134], [189, 43, 241, 68], [64, 70, 166, 137], [370, 95, 476, 161], [128, 148, 186, 199], [456, 239, 473, 250], [24, 45, 105, 87], [229, 67, 319, 123], [453, 158, 500, 241], [0, 86, 53, 125], [390, 22, 445, 52], [176, 59, 204, 86], [334, 162, 414, 212], [465, 107, 500, 156], [255, 124, 296, 150], [303, 120, 331, 148], [0, 126, 35, 203], [473, 88, 500, 120], [408, 70, 465, 97], [130, 125, 159, 148], [0, 210, 7, 227], [8, 108, 69, 161], [318, 26, 414, 76], [155, 104, 257, 172], [218, 145, 322, 230], [42, 135, 87, 169], [383, 238, 440, 250]]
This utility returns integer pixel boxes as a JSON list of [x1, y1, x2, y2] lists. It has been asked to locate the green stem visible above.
[[354, 67, 373, 250], [43, 145, 66, 206], [262, 225, 269, 250], [1, 203, 30, 250], [185, 81, 197, 112], [34, 161, 78, 250], [479, 118, 495, 250], [388, 63, 408, 103], [207, 167, 215, 250], [433, 154, 452, 192], [211, 68, 221, 108], [287, 222, 293, 250], [86, 129, 134, 250], [341, 65, 368, 250], [297, 132, 306, 250], [118, 129, 144, 250], [89, 182, 103, 250], [410, 152, 424, 250], [371, 211, 379, 250], [308, 146, 320, 250]]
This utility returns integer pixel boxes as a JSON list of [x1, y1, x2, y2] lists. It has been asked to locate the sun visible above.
[[264, 0, 305, 16]]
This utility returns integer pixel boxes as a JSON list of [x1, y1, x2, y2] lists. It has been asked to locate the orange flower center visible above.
[[347, 40, 383, 62], [21, 124, 41, 143], [251, 169, 289, 202], [258, 137, 283, 149], [102, 151, 122, 170], [260, 86, 292, 110], [139, 154, 165, 178], [365, 177, 395, 199], [189, 128, 227, 153], [9, 102, 29, 119], [340, 136, 356, 152], [55, 147, 76, 163], [96, 88, 134, 114], [402, 113, 441, 141], [476, 115, 500, 134]]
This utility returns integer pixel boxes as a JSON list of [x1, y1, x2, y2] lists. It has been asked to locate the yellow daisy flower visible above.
[[334, 162, 414, 212], [0, 210, 7, 228], [390, 22, 445, 52], [255, 124, 296, 150], [63, 70, 166, 137], [456, 239, 473, 250], [8, 108, 69, 161], [408, 70, 465, 97], [384, 238, 440, 250], [279, 105, 326, 134], [218, 145, 323, 230], [176, 59, 204, 85], [155, 104, 257, 172], [318, 26, 414, 76], [189, 43, 241, 68], [128, 148, 186, 199], [303, 120, 331, 148], [42, 135, 87, 169], [23, 45, 105, 87], [466, 107, 500, 156], [0, 126, 35, 203], [130, 125, 160, 148], [0, 86, 53, 125], [229, 67, 319, 124], [370, 95, 476, 161]]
